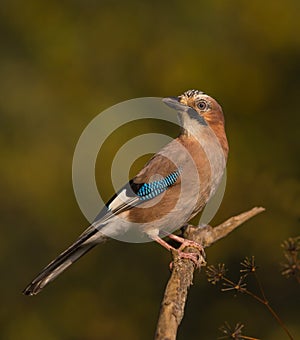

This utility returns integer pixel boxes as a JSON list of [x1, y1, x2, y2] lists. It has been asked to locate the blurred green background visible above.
[[1, 0, 299, 339]]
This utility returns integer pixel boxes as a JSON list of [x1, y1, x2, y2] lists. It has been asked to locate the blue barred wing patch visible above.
[[137, 168, 182, 201]]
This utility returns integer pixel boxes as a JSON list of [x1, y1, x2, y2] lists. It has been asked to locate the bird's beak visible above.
[[163, 96, 208, 126], [162, 97, 188, 111]]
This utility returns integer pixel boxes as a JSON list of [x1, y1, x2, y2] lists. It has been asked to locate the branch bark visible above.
[[155, 206, 265, 340]]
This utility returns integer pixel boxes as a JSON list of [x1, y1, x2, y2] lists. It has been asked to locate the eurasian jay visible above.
[[23, 89, 229, 296]]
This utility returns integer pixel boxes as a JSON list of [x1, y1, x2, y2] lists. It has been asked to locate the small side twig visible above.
[[217, 272, 293, 339], [155, 207, 265, 340]]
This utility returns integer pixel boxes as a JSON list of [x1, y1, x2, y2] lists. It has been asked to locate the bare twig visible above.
[[155, 207, 265, 340]]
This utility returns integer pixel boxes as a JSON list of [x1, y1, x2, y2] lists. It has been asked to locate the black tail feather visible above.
[[23, 229, 106, 296]]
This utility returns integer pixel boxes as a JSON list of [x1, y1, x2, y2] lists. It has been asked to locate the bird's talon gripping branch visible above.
[[177, 250, 201, 267], [163, 234, 206, 269], [169, 249, 204, 270], [169, 234, 206, 259], [178, 238, 204, 252]]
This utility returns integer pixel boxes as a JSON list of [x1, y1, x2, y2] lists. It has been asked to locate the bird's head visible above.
[[178, 89, 224, 126], [163, 89, 228, 156], [163, 89, 224, 128]]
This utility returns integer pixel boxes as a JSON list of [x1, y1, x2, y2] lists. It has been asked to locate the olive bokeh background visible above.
[[1, 1, 299, 339]]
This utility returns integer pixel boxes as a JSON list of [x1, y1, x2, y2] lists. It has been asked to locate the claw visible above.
[[177, 250, 201, 266], [168, 234, 206, 260], [153, 234, 206, 269], [171, 246, 206, 269]]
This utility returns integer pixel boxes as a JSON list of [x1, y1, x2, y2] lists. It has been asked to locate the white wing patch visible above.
[[108, 189, 130, 211], [108, 189, 140, 214]]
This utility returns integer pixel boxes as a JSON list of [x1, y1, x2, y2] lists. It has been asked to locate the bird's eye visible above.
[[197, 100, 208, 111]]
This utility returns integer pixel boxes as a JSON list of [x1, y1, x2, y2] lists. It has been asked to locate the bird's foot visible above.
[[152, 234, 206, 269], [177, 250, 201, 266], [168, 250, 203, 271], [168, 234, 206, 260], [170, 238, 206, 270]]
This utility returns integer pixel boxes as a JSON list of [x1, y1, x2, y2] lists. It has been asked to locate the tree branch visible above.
[[155, 206, 265, 340]]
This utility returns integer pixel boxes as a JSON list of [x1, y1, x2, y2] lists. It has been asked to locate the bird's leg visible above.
[[153, 235, 204, 267], [153, 236, 175, 252]]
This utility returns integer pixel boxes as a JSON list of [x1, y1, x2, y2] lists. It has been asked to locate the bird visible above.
[[23, 89, 229, 296]]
